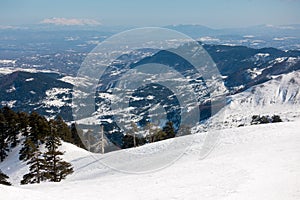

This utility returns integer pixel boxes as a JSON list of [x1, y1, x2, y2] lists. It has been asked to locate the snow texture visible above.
[[1, 119, 300, 200]]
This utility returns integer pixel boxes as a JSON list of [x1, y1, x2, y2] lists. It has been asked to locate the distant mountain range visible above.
[[1, 43, 300, 147], [2, 23, 300, 37], [166, 24, 300, 37], [0, 24, 300, 58], [1, 24, 300, 147]]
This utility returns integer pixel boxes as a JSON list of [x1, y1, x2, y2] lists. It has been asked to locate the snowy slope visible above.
[[1, 120, 300, 200], [203, 70, 300, 129]]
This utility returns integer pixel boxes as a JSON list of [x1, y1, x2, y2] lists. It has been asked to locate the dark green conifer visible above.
[[0, 112, 9, 162], [44, 119, 73, 182], [29, 112, 50, 142], [153, 129, 167, 142], [2, 106, 19, 148], [20, 112, 49, 161], [162, 121, 175, 139], [20, 140, 46, 185], [0, 170, 11, 186], [17, 112, 30, 137], [54, 116, 73, 143], [70, 123, 85, 149]]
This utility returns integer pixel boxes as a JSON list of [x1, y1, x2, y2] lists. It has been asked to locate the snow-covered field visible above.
[[1, 119, 300, 200]]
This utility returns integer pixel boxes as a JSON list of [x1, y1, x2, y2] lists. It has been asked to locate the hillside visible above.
[[202, 70, 300, 130], [1, 44, 300, 148], [1, 119, 300, 200], [1, 45, 300, 122]]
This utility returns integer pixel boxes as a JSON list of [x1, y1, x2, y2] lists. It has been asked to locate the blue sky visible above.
[[0, 0, 300, 28]]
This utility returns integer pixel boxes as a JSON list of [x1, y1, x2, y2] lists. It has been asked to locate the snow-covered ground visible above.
[[1, 67, 300, 200], [1, 119, 300, 200], [0, 67, 56, 75], [202, 70, 300, 130]]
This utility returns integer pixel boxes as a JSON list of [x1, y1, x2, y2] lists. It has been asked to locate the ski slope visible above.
[[1, 119, 300, 200]]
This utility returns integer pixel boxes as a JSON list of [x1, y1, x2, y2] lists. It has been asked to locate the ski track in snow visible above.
[[1, 120, 300, 200]]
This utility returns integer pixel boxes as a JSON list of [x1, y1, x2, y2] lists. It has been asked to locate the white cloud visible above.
[[0, 25, 23, 29], [40, 17, 101, 26]]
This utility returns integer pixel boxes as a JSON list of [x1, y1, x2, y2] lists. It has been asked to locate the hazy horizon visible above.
[[1, 0, 300, 28]]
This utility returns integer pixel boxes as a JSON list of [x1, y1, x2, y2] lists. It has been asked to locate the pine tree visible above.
[[153, 129, 167, 142], [19, 112, 49, 161], [70, 123, 85, 149], [272, 115, 282, 123], [29, 112, 49, 142], [0, 170, 11, 186], [54, 116, 73, 143], [20, 139, 46, 185], [162, 121, 175, 139], [2, 106, 19, 148], [19, 136, 37, 161], [122, 134, 135, 149], [17, 111, 30, 137], [44, 119, 73, 182], [0, 112, 9, 162]]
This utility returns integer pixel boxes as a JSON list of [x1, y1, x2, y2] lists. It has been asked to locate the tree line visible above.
[[251, 114, 282, 125], [0, 106, 83, 186], [122, 121, 191, 149], [0, 106, 193, 186]]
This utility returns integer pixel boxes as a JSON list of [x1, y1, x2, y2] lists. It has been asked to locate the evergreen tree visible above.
[[122, 122, 139, 149], [44, 119, 73, 182], [153, 129, 167, 142], [122, 134, 135, 149], [20, 139, 46, 185], [17, 111, 30, 137], [29, 112, 49, 142], [19, 112, 49, 161], [19, 136, 37, 161], [260, 116, 270, 124], [70, 123, 85, 149], [162, 121, 175, 139], [272, 115, 282, 123], [2, 106, 19, 148], [251, 115, 261, 125], [122, 134, 146, 149], [0, 170, 11, 186], [0, 112, 9, 162], [54, 116, 73, 143]]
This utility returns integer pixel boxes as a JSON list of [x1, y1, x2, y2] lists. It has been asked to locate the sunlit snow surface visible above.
[[1, 119, 300, 200]]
